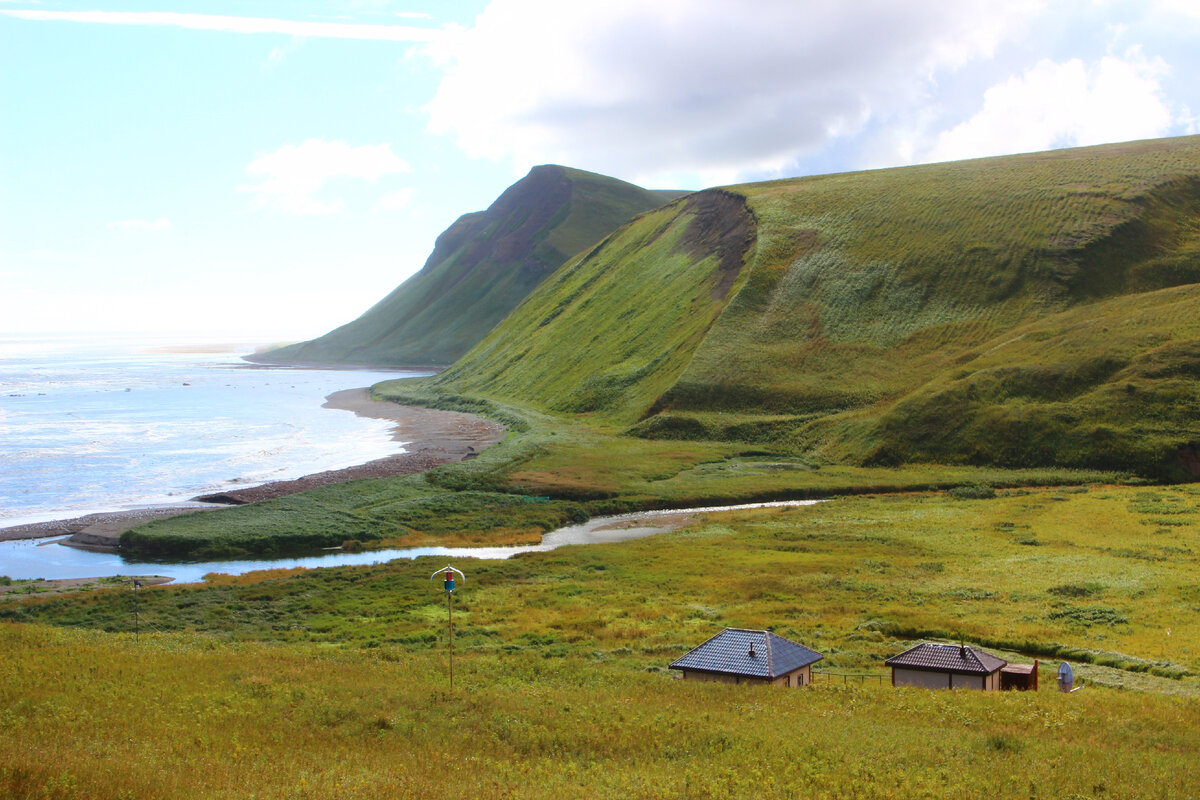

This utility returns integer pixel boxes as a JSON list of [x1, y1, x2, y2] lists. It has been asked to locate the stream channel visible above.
[[0, 500, 823, 584]]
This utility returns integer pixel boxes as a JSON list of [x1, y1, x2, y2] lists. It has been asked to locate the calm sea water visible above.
[[0, 335, 430, 528]]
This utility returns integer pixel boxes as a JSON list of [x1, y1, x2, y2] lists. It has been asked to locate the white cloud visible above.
[[241, 139, 411, 215], [106, 218, 173, 231], [422, 0, 1043, 186], [374, 188, 416, 212], [925, 51, 1179, 163], [0, 10, 442, 40], [1151, 0, 1200, 23]]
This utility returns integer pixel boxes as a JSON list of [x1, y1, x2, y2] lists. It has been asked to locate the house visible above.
[[885, 642, 1007, 690], [669, 628, 823, 687]]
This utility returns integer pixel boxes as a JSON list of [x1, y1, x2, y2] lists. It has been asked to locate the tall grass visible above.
[[4, 485, 1200, 797]]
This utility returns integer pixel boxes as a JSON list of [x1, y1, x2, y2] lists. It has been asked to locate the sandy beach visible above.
[[0, 390, 507, 545]]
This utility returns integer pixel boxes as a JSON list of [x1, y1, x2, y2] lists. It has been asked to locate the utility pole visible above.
[[430, 565, 465, 693]]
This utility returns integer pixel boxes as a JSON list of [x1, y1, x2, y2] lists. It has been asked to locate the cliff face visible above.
[[265, 165, 685, 367]]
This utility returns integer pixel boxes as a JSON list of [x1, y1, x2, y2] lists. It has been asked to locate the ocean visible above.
[[0, 335, 430, 528]]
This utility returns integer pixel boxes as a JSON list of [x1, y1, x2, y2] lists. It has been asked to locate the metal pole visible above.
[[447, 590, 454, 693], [430, 565, 465, 694]]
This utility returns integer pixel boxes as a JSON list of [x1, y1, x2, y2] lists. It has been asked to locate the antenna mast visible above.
[[430, 565, 465, 693]]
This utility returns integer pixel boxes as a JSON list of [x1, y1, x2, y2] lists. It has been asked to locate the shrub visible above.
[[948, 483, 997, 499], [1047, 605, 1130, 627], [1047, 583, 1102, 598]]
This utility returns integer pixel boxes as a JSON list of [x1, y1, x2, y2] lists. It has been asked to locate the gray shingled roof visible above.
[[885, 642, 1007, 675], [669, 628, 823, 678]]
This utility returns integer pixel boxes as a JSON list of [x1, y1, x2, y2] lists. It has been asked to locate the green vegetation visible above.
[[121, 482, 588, 559], [22, 487, 1200, 676], [5, 486, 1200, 797], [428, 136, 1200, 479], [264, 165, 685, 367], [121, 387, 1119, 558], [431, 189, 754, 419]]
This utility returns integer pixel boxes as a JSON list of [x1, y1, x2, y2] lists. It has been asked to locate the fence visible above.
[[811, 669, 885, 686]]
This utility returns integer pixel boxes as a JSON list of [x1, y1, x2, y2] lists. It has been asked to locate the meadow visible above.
[[5, 485, 1200, 797], [116, 388, 1121, 558]]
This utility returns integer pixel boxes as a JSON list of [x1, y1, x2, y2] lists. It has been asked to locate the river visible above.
[[0, 500, 824, 584]]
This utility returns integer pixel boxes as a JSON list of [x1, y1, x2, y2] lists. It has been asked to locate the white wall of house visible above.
[[893, 668, 1001, 690], [950, 673, 986, 690], [681, 665, 813, 687], [893, 667, 951, 689], [682, 670, 742, 684]]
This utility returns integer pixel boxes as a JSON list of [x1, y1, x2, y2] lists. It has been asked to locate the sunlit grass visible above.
[[5, 485, 1200, 797], [12, 487, 1200, 675]]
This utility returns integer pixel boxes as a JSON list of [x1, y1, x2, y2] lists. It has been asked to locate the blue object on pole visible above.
[[431, 564, 465, 593]]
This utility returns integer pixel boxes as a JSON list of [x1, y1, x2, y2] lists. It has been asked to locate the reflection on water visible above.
[[0, 500, 823, 584]]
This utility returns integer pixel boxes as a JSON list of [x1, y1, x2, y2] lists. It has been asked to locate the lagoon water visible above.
[[0, 335, 430, 529]]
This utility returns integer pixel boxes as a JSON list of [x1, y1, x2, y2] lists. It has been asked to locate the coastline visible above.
[[0, 389, 507, 545]]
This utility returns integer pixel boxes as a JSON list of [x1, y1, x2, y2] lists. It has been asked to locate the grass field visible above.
[[4, 485, 1200, 798]]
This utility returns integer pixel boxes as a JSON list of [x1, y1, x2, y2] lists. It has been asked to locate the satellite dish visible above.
[[1057, 662, 1074, 692]]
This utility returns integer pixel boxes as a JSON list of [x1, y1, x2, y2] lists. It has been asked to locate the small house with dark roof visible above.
[[669, 628, 823, 687], [885, 642, 1007, 690]]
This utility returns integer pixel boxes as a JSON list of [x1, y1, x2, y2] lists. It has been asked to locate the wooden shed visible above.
[[1000, 660, 1039, 691], [669, 628, 823, 687], [885, 642, 1007, 690]]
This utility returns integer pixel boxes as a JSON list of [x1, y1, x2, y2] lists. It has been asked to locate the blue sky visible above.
[[2, 1, 1198, 342]]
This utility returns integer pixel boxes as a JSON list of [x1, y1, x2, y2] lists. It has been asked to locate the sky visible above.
[[2, 0, 1198, 343]]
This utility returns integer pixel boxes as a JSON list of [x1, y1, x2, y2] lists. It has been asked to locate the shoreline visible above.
[[0, 389, 506, 545]]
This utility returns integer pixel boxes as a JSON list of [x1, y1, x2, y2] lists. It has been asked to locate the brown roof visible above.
[[1001, 663, 1035, 675], [885, 642, 1007, 675]]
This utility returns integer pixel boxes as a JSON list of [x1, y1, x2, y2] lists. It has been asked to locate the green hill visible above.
[[265, 165, 685, 366], [432, 136, 1200, 480]]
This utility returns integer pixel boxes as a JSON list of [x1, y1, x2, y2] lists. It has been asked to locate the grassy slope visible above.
[[5, 486, 1200, 798], [428, 190, 754, 418], [265, 166, 684, 367], [432, 137, 1200, 479], [869, 283, 1200, 475]]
